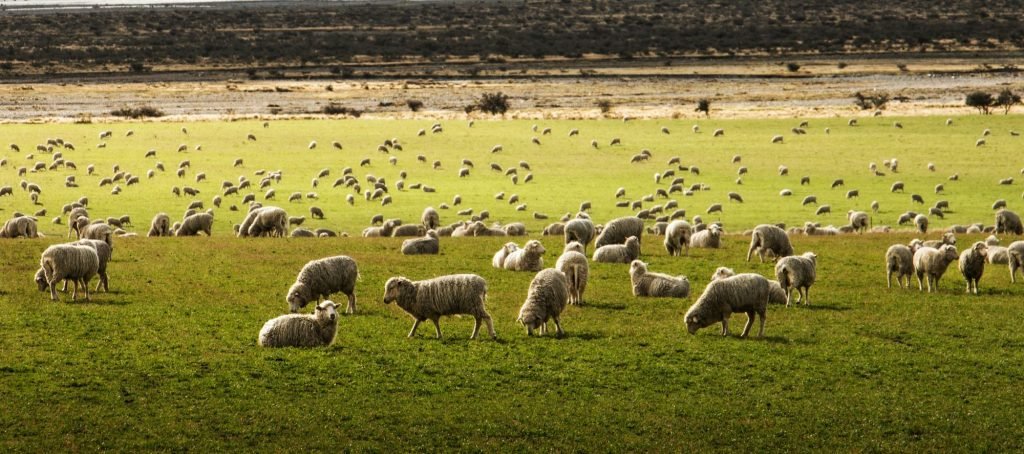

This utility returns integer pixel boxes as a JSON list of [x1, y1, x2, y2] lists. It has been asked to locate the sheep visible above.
[[37, 243, 99, 301], [175, 213, 214, 236], [959, 242, 989, 294], [593, 236, 640, 264], [401, 230, 440, 255], [922, 232, 956, 249], [995, 210, 1024, 235], [564, 218, 596, 253], [746, 224, 794, 262], [503, 222, 527, 236], [993, 199, 1008, 211], [683, 274, 770, 337], [801, 195, 817, 206], [240, 206, 288, 238], [392, 224, 426, 237], [771, 135, 784, 144], [556, 242, 588, 305], [630, 260, 690, 298], [885, 244, 915, 289], [914, 214, 929, 234], [258, 301, 339, 348], [543, 222, 565, 236], [286, 255, 359, 314], [594, 216, 643, 249], [382, 274, 495, 339], [1008, 241, 1024, 283], [78, 222, 114, 250], [815, 205, 831, 216], [503, 240, 546, 271], [913, 244, 959, 292], [0, 216, 38, 238], [147, 213, 171, 237], [848, 210, 870, 233], [775, 252, 817, 306], [663, 220, 692, 256], [492, 242, 520, 269], [689, 224, 723, 249], [515, 268, 571, 337], [75, 239, 111, 292], [421, 206, 440, 230]]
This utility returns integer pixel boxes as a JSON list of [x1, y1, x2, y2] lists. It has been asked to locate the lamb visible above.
[[258, 301, 339, 348], [775, 252, 817, 306], [684, 274, 770, 337], [492, 242, 520, 269], [401, 230, 440, 255], [421, 206, 440, 230], [517, 269, 570, 337], [75, 239, 111, 292], [382, 274, 495, 339], [175, 212, 214, 236], [564, 218, 596, 253], [38, 243, 99, 301], [503, 240, 546, 271], [594, 216, 643, 249], [1008, 241, 1024, 283], [689, 224, 723, 249], [556, 242, 588, 305], [885, 244, 915, 289], [913, 244, 959, 292], [663, 220, 692, 256], [959, 242, 988, 294], [286, 255, 359, 314], [746, 224, 794, 262], [0, 216, 38, 238], [593, 236, 640, 263], [995, 209, 1024, 235], [630, 260, 690, 298]]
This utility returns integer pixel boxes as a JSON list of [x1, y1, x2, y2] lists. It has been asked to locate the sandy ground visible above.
[[1, 57, 1022, 122]]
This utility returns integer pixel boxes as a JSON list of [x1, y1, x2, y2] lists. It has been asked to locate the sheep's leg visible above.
[[70, 279, 79, 301], [720, 318, 730, 336], [407, 319, 422, 338], [745, 244, 755, 262], [346, 293, 357, 314], [785, 288, 793, 308], [740, 311, 754, 338], [553, 317, 564, 338], [61, 279, 69, 292], [471, 317, 481, 340], [886, 270, 893, 289], [431, 318, 442, 339], [82, 279, 90, 301], [1011, 262, 1018, 284], [48, 280, 59, 301], [916, 272, 924, 291], [757, 310, 766, 338], [803, 287, 810, 305], [539, 322, 547, 336], [482, 315, 496, 339]]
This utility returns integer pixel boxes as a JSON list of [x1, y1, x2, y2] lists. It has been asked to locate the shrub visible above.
[[322, 104, 362, 117], [596, 100, 613, 114], [786, 62, 801, 72], [965, 91, 994, 114], [695, 99, 711, 117], [995, 89, 1021, 115], [473, 92, 510, 115], [853, 92, 889, 111], [407, 100, 424, 112], [110, 106, 164, 118]]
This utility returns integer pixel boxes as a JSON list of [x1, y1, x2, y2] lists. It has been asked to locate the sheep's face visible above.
[[564, 241, 584, 254], [711, 267, 735, 281], [685, 315, 703, 335], [629, 260, 647, 277], [286, 282, 310, 313], [625, 237, 639, 250], [526, 241, 545, 256], [383, 277, 411, 304], [34, 268, 48, 291], [973, 242, 989, 257], [941, 245, 959, 261], [944, 233, 957, 245], [316, 301, 338, 322]]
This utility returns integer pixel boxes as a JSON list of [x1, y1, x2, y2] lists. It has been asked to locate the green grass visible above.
[[2, 116, 1024, 451]]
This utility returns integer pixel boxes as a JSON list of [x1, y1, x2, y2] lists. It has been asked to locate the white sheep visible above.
[[286, 255, 359, 314], [663, 220, 692, 256], [175, 212, 214, 236], [503, 240, 546, 271], [258, 301, 339, 348], [746, 224, 793, 262], [421, 206, 440, 230], [913, 244, 959, 292], [689, 224, 723, 249], [885, 244, 914, 289], [556, 242, 588, 305], [629, 260, 690, 298], [564, 218, 596, 253], [37, 243, 99, 301], [775, 252, 817, 306], [517, 268, 570, 337], [1008, 241, 1024, 283], [382, 274, 495, 339], [959, 242, 988, 294], [593, 236, 640, 264], [594, 216, 643, 249], [240, 206, 288, 237], [74, 239, 111, 292], [684, 274, 771, 337], [0, 216, 38, 238], [401, 230, 439, 255], [492, 242, 520, 269]]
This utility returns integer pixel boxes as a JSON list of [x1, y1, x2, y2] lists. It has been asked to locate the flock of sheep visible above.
[[4, 117, 1024, 346]]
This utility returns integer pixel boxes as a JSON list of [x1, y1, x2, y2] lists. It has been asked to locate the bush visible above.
[[596, 100, 613, 114], [995, 89, 1021, 115], [695, 99, 711, 117], [786, 62, 801, 72], [128, 62, 148, 73], [965, 91, 994, 114], [406, 100, 424, 112], [473, 92, 510, 115], [322, 104, 362, 117], [110, 106, 164, 118], [853, 92, 889, 111]]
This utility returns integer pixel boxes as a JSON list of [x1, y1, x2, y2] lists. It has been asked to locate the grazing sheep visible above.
[[801, 195, 817, 206], [594, 216, 643, 249], [240, 206, 288, 238], [914, 214, 929, 234], [38, 243, 99, 301], [771, 135, 784, 144], [815, 205, 831, 216], [746, 224, 794, 262], [492, 242, 520, 269], [663, 220, 692, 256], [913, 244, 959, 292], [175, 213, 214, 236], [401, 230, 440, 255], [258, 301, 339, 348], [593, 236, 640, 264], [75, 239, 111, 292], [689, 224, 723, 249], [848, 210, 870, 233], [0, 216, 39, 238], [959, 242, 988, 294], [78, 222, 114, 250], [564, 218, 596, 252], [287, 255, 359, 314], [995, 209, 1024, 235], [517, 269, 570, 337], [504, 240, 546, 271], [775, 252, 817, 306], [993, 199, 1008, 211], [382, 274, 495, 339], [630, 260, 690, 298], [1008, 241, 1024, 283], [556, 242, 588, 305], [421, 206, 440, 230], [684, 274, 770, 337], [885, 244, 915, 289], [543, 222, 565, 236]]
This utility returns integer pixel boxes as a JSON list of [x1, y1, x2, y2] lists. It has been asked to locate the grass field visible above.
[[2, 116, 1024, 451]]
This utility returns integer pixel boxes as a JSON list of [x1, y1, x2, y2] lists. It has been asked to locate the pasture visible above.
[[2, 116, 1024, 450]]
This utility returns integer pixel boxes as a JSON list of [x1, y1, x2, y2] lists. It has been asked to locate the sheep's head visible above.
[[564, 241, 584, 254], [425, 230, 438, 239], [625, 236, 639, 248], [972, 241, 989, 258], [803, 252, 818, 264], [383, 277, 414, 304], [629, 260, 647, 278], [525, 240, 545, 256], [940, 244, 959, 261], [34, 268, 48, 291], [711, 267, 735, 281], [316, 301, 338, 323], [286, 282, 313, 313], [908, 239, 924, 252], [943, 232, 957, 245], [685, 314, 702, 335]]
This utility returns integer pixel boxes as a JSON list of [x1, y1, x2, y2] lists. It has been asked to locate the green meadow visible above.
[[1, 116, 1023, 451]]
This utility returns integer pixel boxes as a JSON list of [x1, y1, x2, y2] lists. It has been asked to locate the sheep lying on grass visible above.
[[594, 216, 643, 249], [287, 255, 359, 314], [517, 268, 570, 337], [503, 240, 545, 271], [258, 301, 339, 348], [401, 230, 439, 255], [593, 236, 640, 263], [775, 252, 817, 306], [630, 260, 689, 298], [684, 274, 771, 338], [382, 274, 496, 339]]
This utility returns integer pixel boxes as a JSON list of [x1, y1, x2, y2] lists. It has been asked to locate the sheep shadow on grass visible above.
[[792, 303, 849, 311]]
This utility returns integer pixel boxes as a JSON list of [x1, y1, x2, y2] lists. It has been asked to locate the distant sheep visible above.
[[504, 240, 546, 271], [421, 206, 440, 230], [382, 274, 495, 339], [0, 216, 39, 238], [258, 301, 339, 348], [517, 269, 570, 337], [286, 255, 359, 314], [684, 274, 770, 337], [746, 224, 793, 262], [401, 230, 440, 255], [593, 236, 640, 264], [630, 260, 690, 298], [995, 210, 1023, 235], [913, 244, 959, 292], [775, 252, 817, 306], [240, 206, 287, 237]]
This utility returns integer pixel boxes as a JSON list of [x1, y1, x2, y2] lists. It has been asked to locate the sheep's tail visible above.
[[777, 264, 792, 289], [41, 256, 55, 281]]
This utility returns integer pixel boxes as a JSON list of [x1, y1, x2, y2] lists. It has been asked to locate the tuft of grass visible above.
[[110, 106, 164, 118]]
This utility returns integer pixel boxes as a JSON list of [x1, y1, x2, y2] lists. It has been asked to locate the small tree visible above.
[[596, 100, 613, 114], [475, 92, 510, 115], [965, 91, 995, 114], [853, 92, 889, 111], [695, 99, 711, 118], [995, 89, 1021, 115], [406, 100, 424, 112]]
